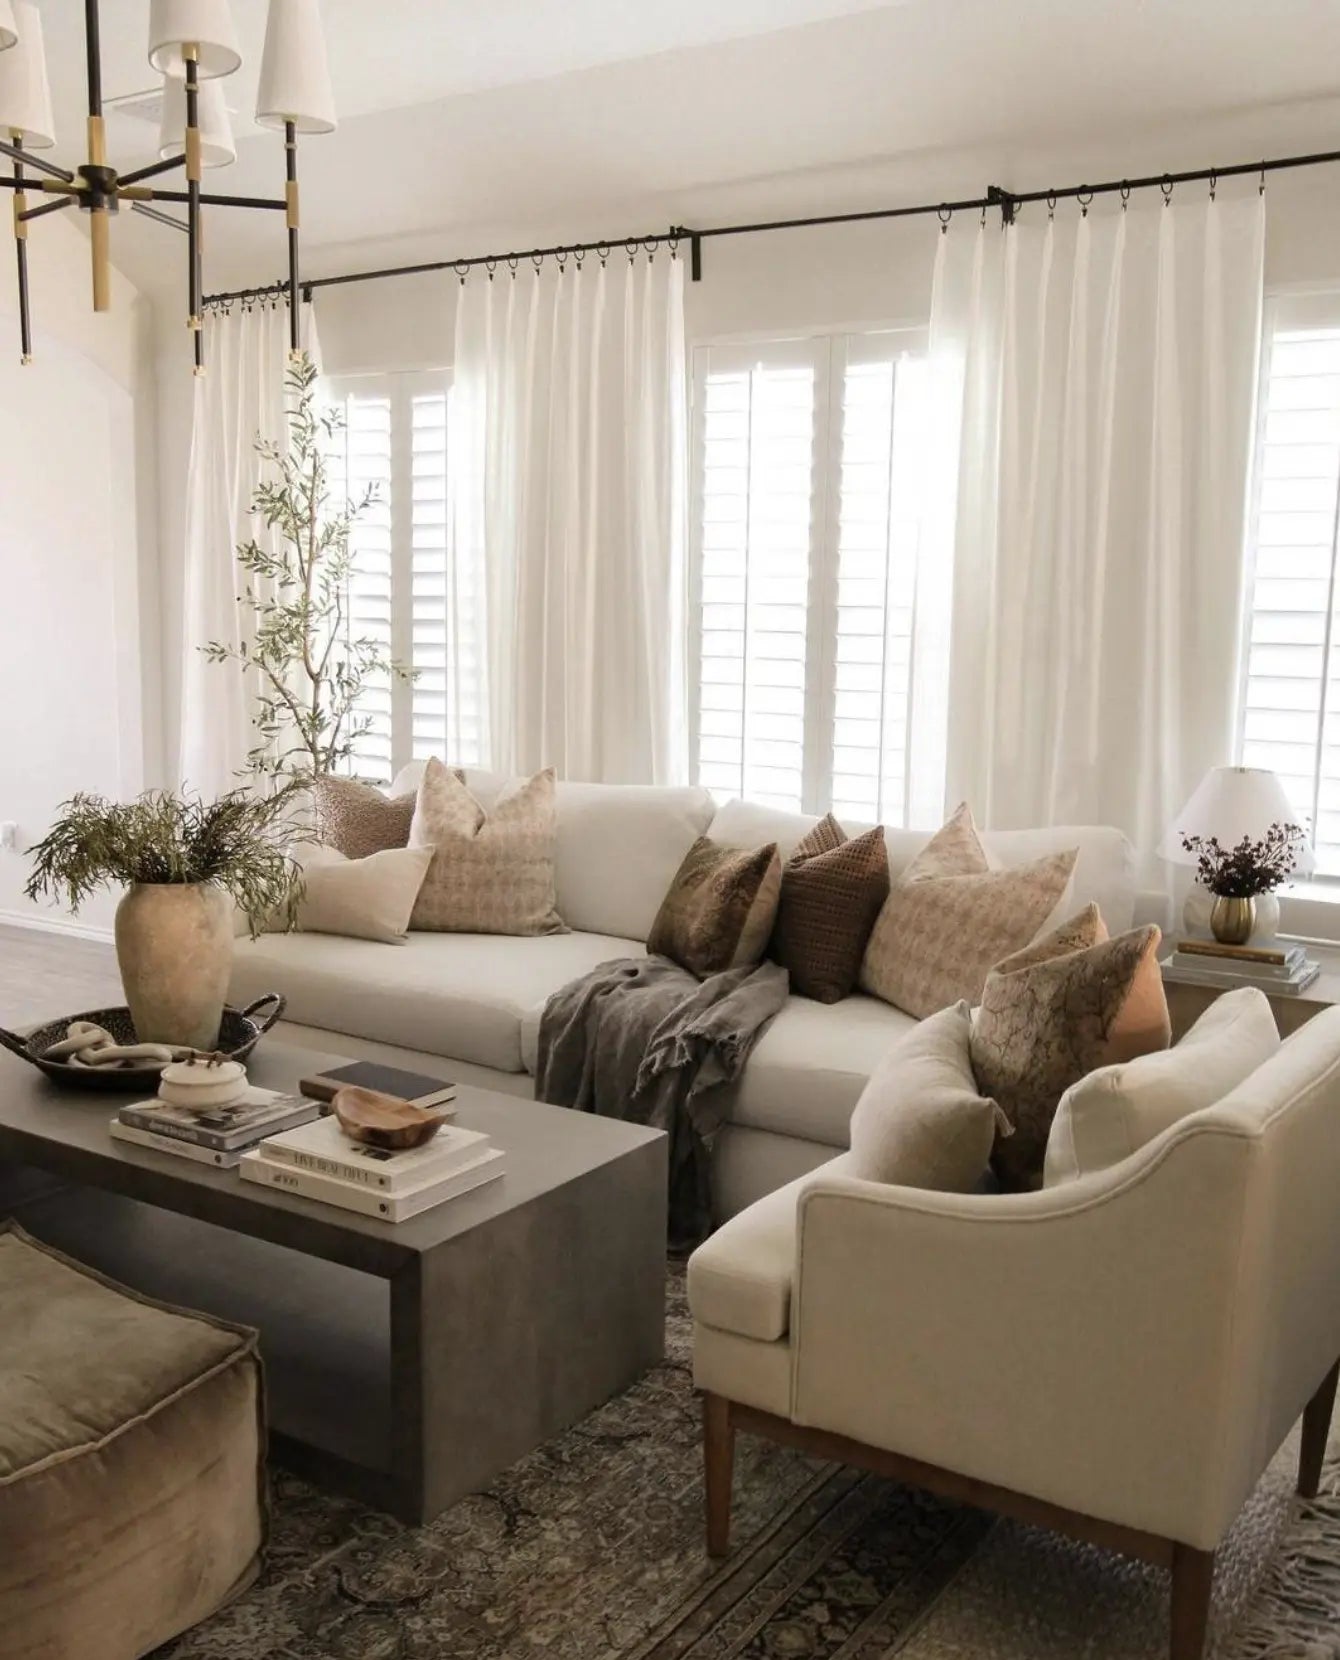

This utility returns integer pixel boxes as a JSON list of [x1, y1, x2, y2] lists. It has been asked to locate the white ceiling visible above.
[[29, 0, 1340, 300]]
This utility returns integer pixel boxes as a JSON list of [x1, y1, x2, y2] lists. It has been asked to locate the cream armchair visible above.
[[688, 1006, 1340, 1660]]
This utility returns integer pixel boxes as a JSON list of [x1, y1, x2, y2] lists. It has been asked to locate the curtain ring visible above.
[[625, 238, 639, 265], [484, 257, 497, 282], [454, 260, 469, 286], [1046, 190, 1056, 222], [1119, 182, 1131, 212], [597, 241, 611, 268], [937, 204, 952, 234], [668, 232, 680, 259], [1160, 175, 1174, 206], [1259, 161, 1267, 196], [507, 255, 519, 279], [572, 246, 586, 270], [1208, 169, 1217, 203], [1077, 188, 1093, 218], [531, 251, 544, 273], [645, 236, 660, 263], [555, 249, 568, 275]]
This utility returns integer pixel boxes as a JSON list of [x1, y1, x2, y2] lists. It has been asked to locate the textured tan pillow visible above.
[[646, 837, 782, 978], [769, 816, 889, 1003], [859, 802, 1077, 1018], [288, 843, 433, 944], [312, 774, 416, 859], [971, 904, 1171, 1190], [849, 1002, 1011, 1191], [408, 760, 566, 935]]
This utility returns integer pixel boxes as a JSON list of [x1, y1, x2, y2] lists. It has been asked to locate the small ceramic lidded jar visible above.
[[158, 1057, 249, 1112]]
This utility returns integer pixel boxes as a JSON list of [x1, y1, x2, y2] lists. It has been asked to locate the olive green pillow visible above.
[[647, 837, 782, 979]]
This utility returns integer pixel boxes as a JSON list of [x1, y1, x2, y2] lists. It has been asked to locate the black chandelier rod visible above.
[[203, 140, 1340, 306]]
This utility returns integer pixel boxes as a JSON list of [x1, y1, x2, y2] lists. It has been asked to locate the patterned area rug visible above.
[[156, 1268, 1340, 1660]]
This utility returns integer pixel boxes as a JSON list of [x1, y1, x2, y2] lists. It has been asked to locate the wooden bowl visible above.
[[331, 1086, 448, 1150]]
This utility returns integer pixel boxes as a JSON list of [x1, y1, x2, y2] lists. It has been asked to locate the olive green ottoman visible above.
[[0, 1222, 266, 1659]]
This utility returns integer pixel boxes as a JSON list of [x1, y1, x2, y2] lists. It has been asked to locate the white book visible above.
[[239, 1143, 506, 1221], [259, 1115, 492, 1193], [110, 1118, 245, 1169]]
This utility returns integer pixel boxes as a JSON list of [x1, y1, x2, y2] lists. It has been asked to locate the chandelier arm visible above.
[[145, 189, 287, 211], [184, 47, 203, 372], [17, 197, 73, 222], [118, 155, 187, 188], [84, 0, 109, 312], [0, 138, 74, 185], [9, 133, 30, 363], [132, 202, 188, 233], [285, 120, 299, 354]]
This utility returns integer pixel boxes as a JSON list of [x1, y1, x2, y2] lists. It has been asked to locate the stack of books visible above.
[[239, 1117, 505, 1221], [110, 1088, 321, 1167], [1161, 938, 1321, 997]]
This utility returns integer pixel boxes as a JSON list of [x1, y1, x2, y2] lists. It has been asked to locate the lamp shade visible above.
[[0, 1, 17, 53], [158, 74, 235, 167], [1160, 765, 1315, 875], [0, 0, 53, 147], [148, 0, 241, 80], [255, 0, 336, 134]]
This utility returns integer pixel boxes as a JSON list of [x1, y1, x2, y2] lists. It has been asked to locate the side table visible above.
[[1163, 945, 1340, 1041]]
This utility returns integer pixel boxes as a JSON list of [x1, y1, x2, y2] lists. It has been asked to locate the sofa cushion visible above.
[[391, 764, 716, 941], [231, 929, 643, 1072], [1044, 986, 1279, 1187], [688, 1153, 854, 1342], [711, 992, 918, 1147], [647, 837, 782, 977], [770, 817, 890, 1003], [287, 843, 433, 944]]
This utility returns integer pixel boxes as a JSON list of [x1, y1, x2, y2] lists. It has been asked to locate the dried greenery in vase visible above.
[[203, 351, 413, 785], [1178, 822, 1307, 898], [24, 788, 302, 937]]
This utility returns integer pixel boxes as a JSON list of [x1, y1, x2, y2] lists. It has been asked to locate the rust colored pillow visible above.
[[770, 815, 890, 1003], [647, 837, 782, 979], [971, 904, 1171, 1190]]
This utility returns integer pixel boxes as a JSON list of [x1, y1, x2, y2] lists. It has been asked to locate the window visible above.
[[1239, 293, 1340, 875], [324, 371, 482, 784], [688, 329, 940, 824]]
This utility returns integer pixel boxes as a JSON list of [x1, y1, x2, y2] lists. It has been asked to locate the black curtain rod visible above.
[[202, 142, 1340, 307]]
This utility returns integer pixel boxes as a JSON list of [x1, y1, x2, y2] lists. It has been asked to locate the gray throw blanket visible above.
[[535, 956, 789, 1247]]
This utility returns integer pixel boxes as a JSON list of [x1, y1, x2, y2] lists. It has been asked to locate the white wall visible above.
[[0, 216, 159, 936]]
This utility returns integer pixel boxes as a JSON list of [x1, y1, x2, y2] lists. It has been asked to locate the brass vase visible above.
[[1209, 894, 1256, 946]]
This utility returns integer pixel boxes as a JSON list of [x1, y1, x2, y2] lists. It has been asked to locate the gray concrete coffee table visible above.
[[0, 1040, 667, 1524]]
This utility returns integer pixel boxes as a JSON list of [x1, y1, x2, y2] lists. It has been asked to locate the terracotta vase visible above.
[[114, 882, 233, 1050]]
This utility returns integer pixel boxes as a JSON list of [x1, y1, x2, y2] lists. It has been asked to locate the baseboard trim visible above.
[[0, 908, 114, 944]]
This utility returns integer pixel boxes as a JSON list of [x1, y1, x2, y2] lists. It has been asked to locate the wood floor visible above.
[[0, 924, 121, 1029]]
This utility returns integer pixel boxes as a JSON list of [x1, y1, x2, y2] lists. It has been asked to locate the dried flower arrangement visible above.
[[1179, 822, 1307, 898]]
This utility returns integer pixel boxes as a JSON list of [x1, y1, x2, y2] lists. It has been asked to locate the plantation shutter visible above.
[[1239, 292, 1340, 873]]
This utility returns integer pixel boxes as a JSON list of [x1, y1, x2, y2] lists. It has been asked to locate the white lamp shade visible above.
[[0, 1, 54, 147], [255, 0, 336, 134], [148, 0, 241, 80], [158, 74, 235, 167], [1160, 765, 1316, 875], [0, 1, 17, 53]]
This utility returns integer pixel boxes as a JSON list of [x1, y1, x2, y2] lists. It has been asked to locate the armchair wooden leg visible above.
[[703, 1392, 734, 1558], [1299, 1359, 1339, 1500], [1169, 1544, 1215, 1660]]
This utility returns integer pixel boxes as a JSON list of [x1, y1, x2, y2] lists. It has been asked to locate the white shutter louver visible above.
[[331, 387, 394, 783]]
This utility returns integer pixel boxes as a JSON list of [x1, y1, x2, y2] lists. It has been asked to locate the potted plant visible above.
[[203, 352, 413, 786], [25, 789, 299, 1050], [1178, 821, 1308, 945]]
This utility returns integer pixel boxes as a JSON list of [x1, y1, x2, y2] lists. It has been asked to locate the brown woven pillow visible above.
[[971, 904, 1171, 1191], [769, 815, 889, 1003], [647, 837, 782, 979], [313, 768, 465, 861]]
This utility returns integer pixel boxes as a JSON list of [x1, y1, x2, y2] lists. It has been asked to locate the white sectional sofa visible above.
[[229, 770, 1152, 1220]]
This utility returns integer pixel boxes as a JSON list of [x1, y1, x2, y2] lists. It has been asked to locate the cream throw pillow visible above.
[[1043, 986, 1279, 1187], [971, 905, 1171, 1190], [859, 802, 1077, 1018], [287, 843, 433, 944], [848, 1002, 1011, 1191], [409, 759, 566, 935]]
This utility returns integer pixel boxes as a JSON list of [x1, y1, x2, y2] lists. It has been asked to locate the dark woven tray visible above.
[[0, 994, 286, 1092]]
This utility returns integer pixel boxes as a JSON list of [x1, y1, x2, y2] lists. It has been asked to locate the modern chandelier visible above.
[[0, 0, 335, 371]]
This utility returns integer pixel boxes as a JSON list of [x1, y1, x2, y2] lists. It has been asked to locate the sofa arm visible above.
[[790, 1132, 1258, 1549]]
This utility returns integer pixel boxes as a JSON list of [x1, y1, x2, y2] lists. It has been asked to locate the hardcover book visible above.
[[239, 1143, 505, 1222], [297, 1062, 457, 1112], [259, 1115, 491, 1192], [117, 1088, 320, 1151], [109, 1119, 245, 1169]]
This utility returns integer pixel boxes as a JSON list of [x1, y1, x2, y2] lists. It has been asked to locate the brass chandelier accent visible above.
[[0, 0, 335, 372]]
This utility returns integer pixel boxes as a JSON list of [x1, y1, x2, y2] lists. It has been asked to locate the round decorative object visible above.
[[1181, 882, 1216, 938], [157, 1057, 249, 1111], [114, 881, 234, 1052], [1252, 890, 1281, 943], [1210, 894, 1257, 946], [332, 1086, 447, 1151], [0, 995, 285, 1093]]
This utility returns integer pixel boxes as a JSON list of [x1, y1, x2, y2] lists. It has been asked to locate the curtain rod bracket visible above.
[[671, 225, 703, 281], [986, 185, 1016, 226]]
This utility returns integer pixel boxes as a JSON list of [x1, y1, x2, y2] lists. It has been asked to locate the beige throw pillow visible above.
[[287, 843, 433, 944], [409, 760, 566, 935], [1043, 986, 1279, 1187], [646, 837, 782, 979], [971, 905, 1171, 1190], [848, 1003, 1011, 1191], [859, 803, 1077, 1018]]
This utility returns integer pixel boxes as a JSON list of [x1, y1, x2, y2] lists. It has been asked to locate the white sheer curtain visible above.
[[177, 300, 319, 797], [930, 194, 1265, 869], [451, 252, 687, 783]]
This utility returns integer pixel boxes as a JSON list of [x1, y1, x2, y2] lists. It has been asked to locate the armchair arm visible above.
[[791, 1128, 1257, 1549]]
